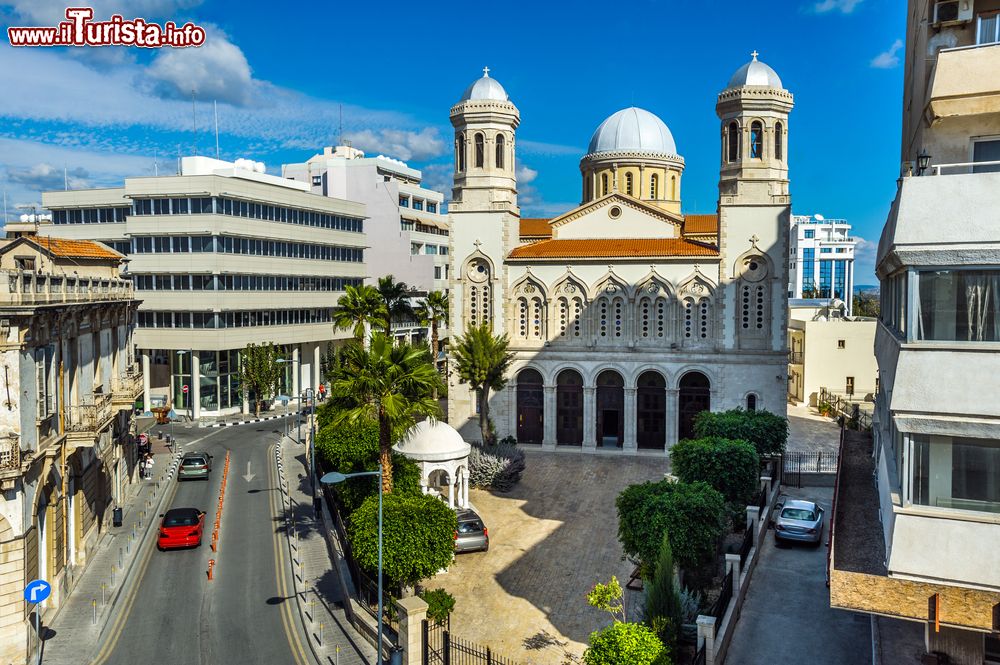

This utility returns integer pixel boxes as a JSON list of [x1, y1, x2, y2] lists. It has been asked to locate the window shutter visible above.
[[36, 351, 46, 418]]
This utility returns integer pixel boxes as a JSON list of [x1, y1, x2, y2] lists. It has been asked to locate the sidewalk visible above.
[[41, 451, 180, 665], [276, 434, 376, 665]]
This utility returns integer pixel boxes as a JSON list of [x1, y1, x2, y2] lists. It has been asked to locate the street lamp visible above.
[[917, 149, 931, 176], [303, 388, 318, 515], [321, 467, 385, 665]]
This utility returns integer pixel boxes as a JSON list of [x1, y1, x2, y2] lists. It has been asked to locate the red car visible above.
[[157, 508, 206, 550]]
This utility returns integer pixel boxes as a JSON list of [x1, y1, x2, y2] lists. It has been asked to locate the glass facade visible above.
[[819, 259, 832, 298], [802, 248, 815, 293], [915, 269, 1000, 342], [834, 260, 847, 299], [912, 434, 1000, 514]]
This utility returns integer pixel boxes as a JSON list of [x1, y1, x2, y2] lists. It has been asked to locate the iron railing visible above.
[[65, 393, 114, 433], [111, 370, 143, 403], [738, 527, 754, 568], [756, 486, 768, 517], [2, 270, 134, 306], [0, 435, 20, 472], [711, 569, 734, 637], [423, 620, 520, 665], [818, 388, 873, 431], [694, 644, 707, 665], [356, 569, 399, 637]]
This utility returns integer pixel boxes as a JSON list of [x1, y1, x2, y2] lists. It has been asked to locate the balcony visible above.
[[927, 42, 1000, 121], [65, 393, 115, 442], [2, 270, 134, 307], [111, 367, 143, 409], [788, 351, 804, 364]]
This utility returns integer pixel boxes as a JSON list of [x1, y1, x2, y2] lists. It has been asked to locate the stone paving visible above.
[[787, 403, 841, 454], [427, 450, 668, 664]]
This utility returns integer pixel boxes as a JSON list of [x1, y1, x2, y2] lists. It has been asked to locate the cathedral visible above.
[[447, 54, 794, 453]]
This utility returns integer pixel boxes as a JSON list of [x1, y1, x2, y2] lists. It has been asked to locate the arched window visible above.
[[457, 133, 466, 172], [557, 296, 584, 338], [727, 122, 739, 162], [516, 296, 544, 340], [597, 295, 626, 343], [746, 393, 758, 412], [601, 174, 609, 196], [495, 134, 505, 169], [750, 121, 763, 159], [466, 259, 491, 330], [683, 296, 712, 342], [670, 175, 677, 200], [650, 174, 659, 199], [624, 172, 634, 196], [637, 296, 670, 340], [474, 133, 485, 168], [774, 121, 784, 161]]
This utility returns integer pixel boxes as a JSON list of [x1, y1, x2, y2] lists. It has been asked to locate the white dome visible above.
[[727, 52, 783, 89], [393, 420, 471, 462], [587, 107, 677, 156], [460, 68, 509, 102]]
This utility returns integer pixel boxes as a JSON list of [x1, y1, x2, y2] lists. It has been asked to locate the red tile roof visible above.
[[684, 214, 718, 235], [26, 236, 123, 260], [508, 238, 719, 259], [519, 218, 553, 237]]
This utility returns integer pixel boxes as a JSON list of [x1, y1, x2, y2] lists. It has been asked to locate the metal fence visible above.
[[424, 621, 519, 665], [818, 388, 873, 431], [711, 569, 734, 637], [738, 527, 754, 568], [783, 451, 839, 477], [694, 644, 707, 665], [356, 568, 399, 636]]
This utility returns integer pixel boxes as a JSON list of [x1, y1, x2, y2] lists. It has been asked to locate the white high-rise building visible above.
[[788, 214, 857, 313]]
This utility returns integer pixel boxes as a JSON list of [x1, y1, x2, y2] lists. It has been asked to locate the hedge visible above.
[[670, 437, 760, 505], [692, 408, 788, 458]]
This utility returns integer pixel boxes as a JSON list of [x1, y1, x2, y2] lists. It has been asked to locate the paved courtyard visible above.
[[428, 450, 667, 664], [787, 402, 840, 454]]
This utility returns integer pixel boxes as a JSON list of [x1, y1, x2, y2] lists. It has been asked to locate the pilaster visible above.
[[583, 386, 597, 449]]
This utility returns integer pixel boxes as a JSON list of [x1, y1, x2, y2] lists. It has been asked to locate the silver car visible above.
[[773, 499, 824, 545], [454, 509, 489, 554], [178, 452, 213, 481]]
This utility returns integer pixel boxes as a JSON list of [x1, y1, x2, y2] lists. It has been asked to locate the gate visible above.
[[423, 620, 520, 665], [424, 620, 447, 665]]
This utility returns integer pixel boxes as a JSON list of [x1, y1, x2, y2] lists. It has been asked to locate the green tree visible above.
[[377, 275, 415, 336], [419, 588, 456, 626], [333, 284, 386, 344], [314, 417, 421, 515], [583, 622, 667, 665], [415, 290, 449, 380], [587, 576, 626, 622], [451, 323, 513, 446], [348, 492, 457, 590], [670, 437, 760, 505], [236, 342, 282, 417], [616, 479, 726, 572], [645, 533, 682, 653], [693, 408, 788, 458], [329, 334, 441, 493], [853, 291, 880, 318]]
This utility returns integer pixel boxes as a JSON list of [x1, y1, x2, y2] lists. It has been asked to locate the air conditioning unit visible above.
[[933, 0, 972, 25]]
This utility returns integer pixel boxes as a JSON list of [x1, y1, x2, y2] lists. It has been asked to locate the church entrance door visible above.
[[637, 371, 666, 449], [556, 369, 583, 445], [678, 371, 711, 441], [596, 370, 624, 448], [516, 369, 544, 444]]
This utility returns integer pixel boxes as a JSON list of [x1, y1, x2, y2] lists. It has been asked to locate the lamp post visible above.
[[302, 388, 318, 514], [321, 467, 385, 665], [917, 149, 931, 176]]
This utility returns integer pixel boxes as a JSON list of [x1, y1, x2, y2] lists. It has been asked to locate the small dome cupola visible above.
[[725, 50, 784, 90], [459, 66, 510, 102], [587, 107, 678, 157]]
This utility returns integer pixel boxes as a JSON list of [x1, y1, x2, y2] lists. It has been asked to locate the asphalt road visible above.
[[95, 422, 310, 665]]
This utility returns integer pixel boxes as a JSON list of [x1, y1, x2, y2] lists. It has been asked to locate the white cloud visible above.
[[813, 0, 863, 13], [418, 163, 454, 199], [7, 163, 89, 190], [516, 162, 538, 185], [343, 128, 447, 162], [871, 39, 903, 69], [6, 0, 204, 25], [146, 24, 255, 106]]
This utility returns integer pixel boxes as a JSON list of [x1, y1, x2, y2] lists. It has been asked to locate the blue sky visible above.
[[0, 0, 904, 283]]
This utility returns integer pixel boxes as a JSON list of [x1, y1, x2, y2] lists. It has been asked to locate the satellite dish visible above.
[[814, 214, 825, 221]]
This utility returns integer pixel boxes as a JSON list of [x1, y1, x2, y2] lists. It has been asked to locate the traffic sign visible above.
[[139, 433, 148, 445], [182, 385, 189, 394], [24, 580, 50, 604]]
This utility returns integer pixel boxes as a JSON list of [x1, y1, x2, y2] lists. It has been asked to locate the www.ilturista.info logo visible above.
[[7, 7, 206, 48]]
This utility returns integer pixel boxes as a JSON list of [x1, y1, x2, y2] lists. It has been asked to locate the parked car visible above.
[[773, 498, 824, 545], [454, 509, 489, 553], [178, 452, 213, 480], [157, 508, 206, 550]]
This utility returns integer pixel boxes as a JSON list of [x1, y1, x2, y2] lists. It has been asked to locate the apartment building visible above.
[[0, 227, 141, 663], [788, 214, 857, 314], [40, 156, 367, 418], [829, 2, 1000, 663]]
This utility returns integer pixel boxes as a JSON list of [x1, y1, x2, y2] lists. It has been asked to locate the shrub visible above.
[[468, 442, 526, 492], [645, 533, 681, 652], [670, 437, 760, 505], [419, 588, 456, 626], [678, 587, 702, 624], [315, 418, 420, 515], [348, 492, 457, 589], [693, 408, 788, 458], [616, 479, 726, 572], [583, 622, 667, 665]]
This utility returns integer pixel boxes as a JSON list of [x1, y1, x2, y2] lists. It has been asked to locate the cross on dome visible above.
[[751, 50, 759, 60], [482, 66, 490, 77]]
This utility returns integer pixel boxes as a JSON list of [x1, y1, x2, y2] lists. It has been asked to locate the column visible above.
[[312, 343, 321, 393], [696, 616, 717, 665], [141, 351, 151, 414], [395, 596, 429, 665], [191, 351, 201, 421], [542, 385, 557, 449], [447, 477, 455, 509], [583, 386, 597, 449], [507, 384, 517, 439], [292, 346, 300, 404], [623, 387, 638, 453], [665, 388, 679, 449], [462, 468, 469, 508]]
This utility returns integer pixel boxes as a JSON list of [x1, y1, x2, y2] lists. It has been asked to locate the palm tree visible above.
[[329, 333, 441, 493], [451, 323, 513, 446], [376, 275, 414, 336], [415, 290, 449, 366], [333, 284, 386, 344]]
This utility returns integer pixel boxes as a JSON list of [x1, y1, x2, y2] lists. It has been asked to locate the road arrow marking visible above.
[[243, 460, 255, 483]]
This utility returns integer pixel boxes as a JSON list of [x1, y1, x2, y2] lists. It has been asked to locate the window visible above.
[[413, 200, 423, 211], [434, 266, 442, 280], [912, 434, 1000, 514], [727, 122, 740, 162], [836, 248, 846, 253], [972, 138, 1000, 174], [411, 243, 420, 255], [474, 133, 484, 168], [977, 12, 1000, 45], [775, 121, 783, 161], [311, 175, 322, 186], [819, 260, 832, 297], [838, 339, 846, 349], [916, 269, 1000, 342], [457, 133, 466, 172], [601, 174, 609, 196], [495, 134, 505, 169], [750, 121, 763, 159], [427, 202, 437, 214], [650, 174, 658, 199], [624, 172, 633, 196], [746, 394, 757, 412], [804, 229, 815, 239], [399, 196, 409, 208], [425, 245, 438, 255], [821, 247, 832, 253]]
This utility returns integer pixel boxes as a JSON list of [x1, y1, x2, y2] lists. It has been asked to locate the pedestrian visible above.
[[143, 453, 154, 480], [318, 383, 326, 402]]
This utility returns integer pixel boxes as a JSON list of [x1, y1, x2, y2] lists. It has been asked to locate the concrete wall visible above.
[[801, 319, 877, 405]]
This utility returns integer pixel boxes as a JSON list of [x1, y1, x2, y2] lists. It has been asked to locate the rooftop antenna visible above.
[[214, 100, 220, 159], [154, 148, 159, 176], [63, 164, 68, 190], [191, 89, 197, 156]]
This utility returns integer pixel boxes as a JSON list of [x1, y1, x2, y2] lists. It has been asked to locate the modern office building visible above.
[[40, 156, 367, 418], [788, 214, 857, 313], [829, 3, 1000, 663], [0, 227, 141, 663]]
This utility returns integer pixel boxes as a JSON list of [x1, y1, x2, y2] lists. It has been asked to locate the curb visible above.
[[200, 411, 307, 428]]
